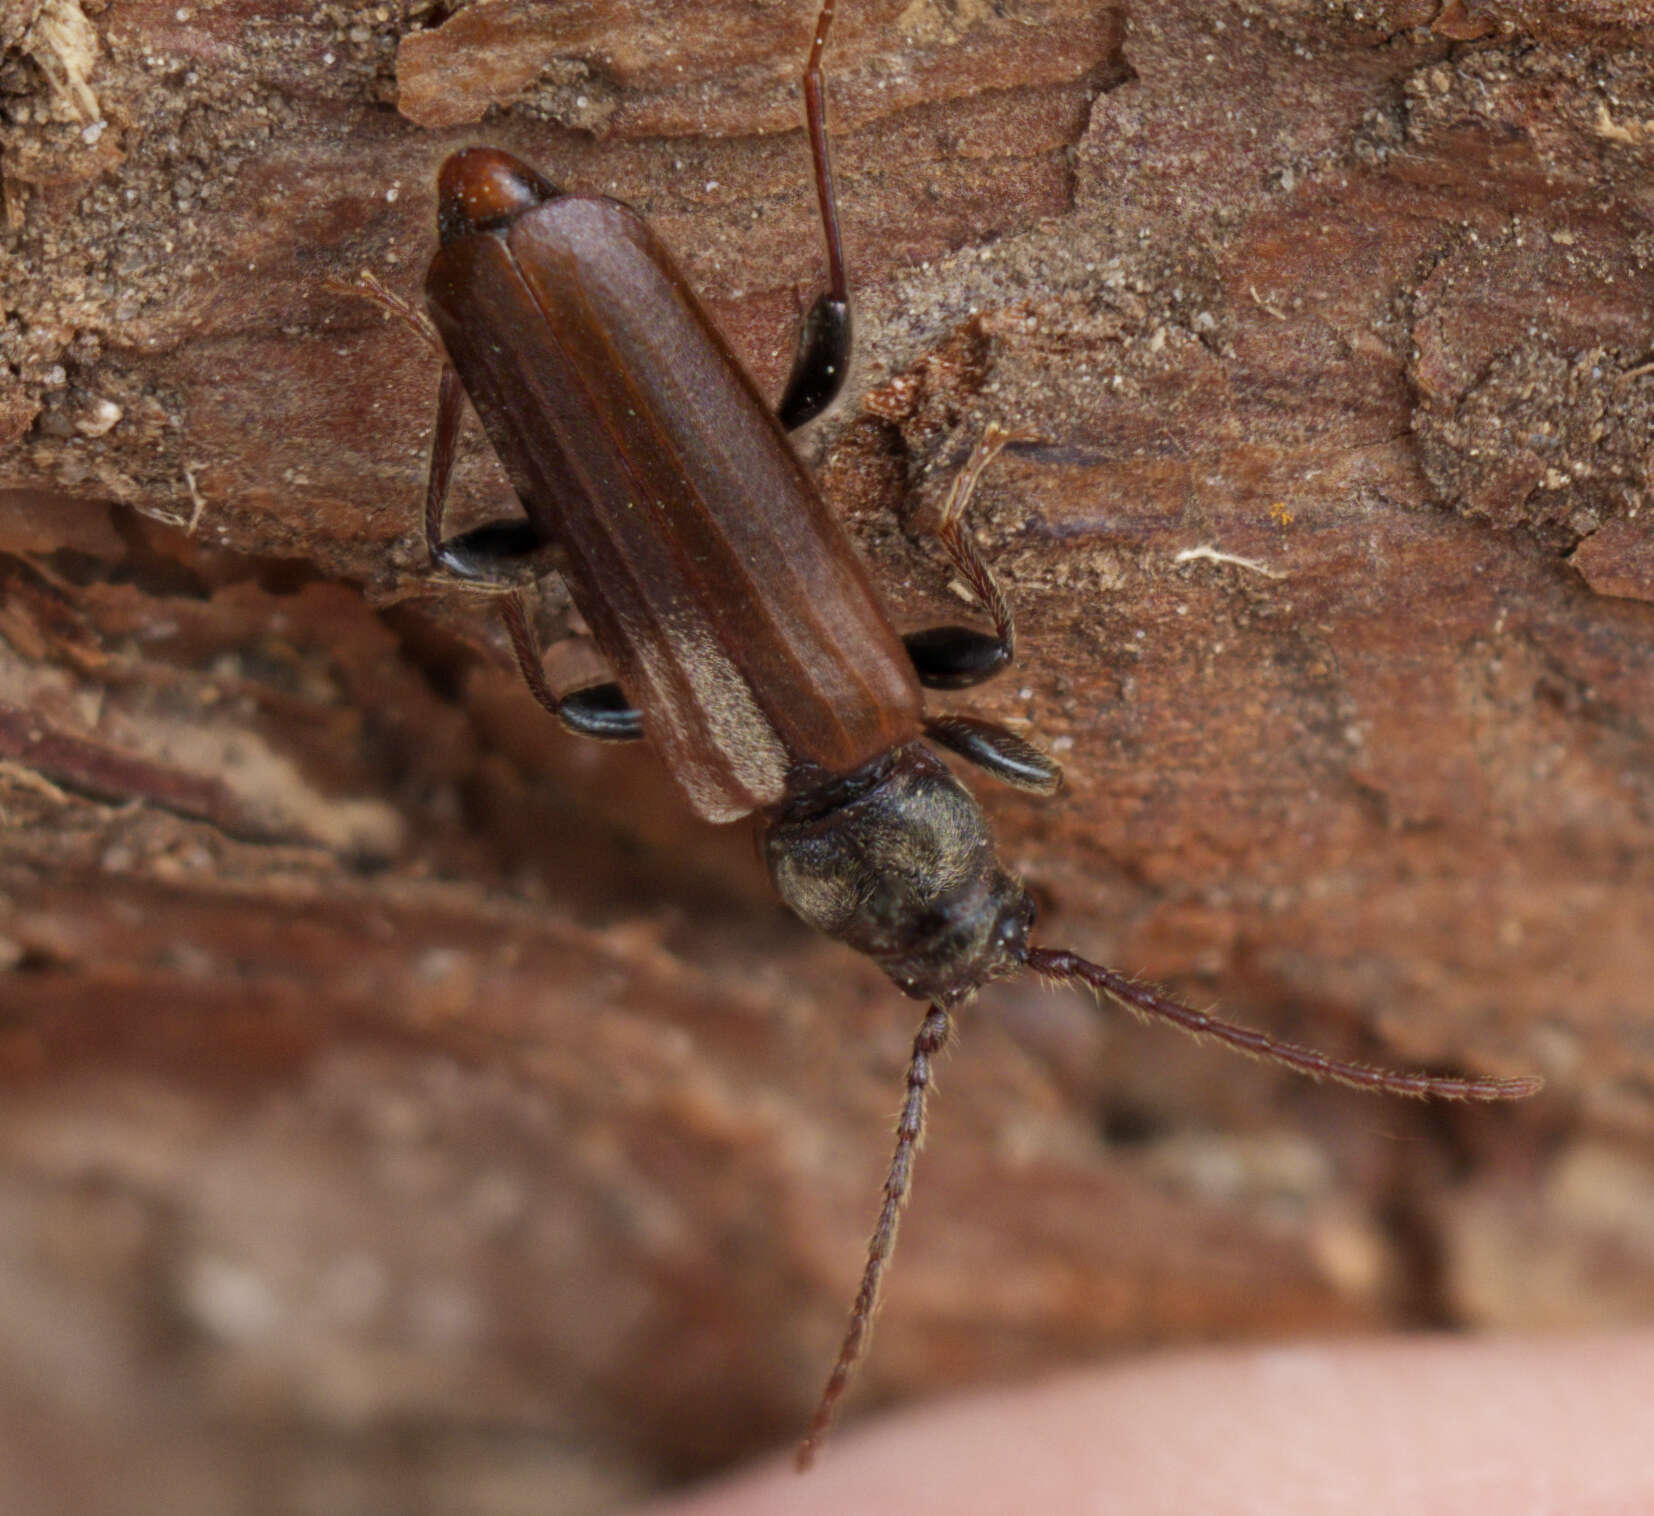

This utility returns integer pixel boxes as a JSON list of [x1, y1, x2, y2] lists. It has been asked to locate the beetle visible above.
[[340, 0, 1542, 1468]]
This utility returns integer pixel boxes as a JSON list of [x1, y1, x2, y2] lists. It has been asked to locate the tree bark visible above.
[[1, 1, 1653, 1510]]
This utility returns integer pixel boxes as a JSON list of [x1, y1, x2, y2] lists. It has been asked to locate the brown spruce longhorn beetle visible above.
[[339, 0, 1542, 1469]]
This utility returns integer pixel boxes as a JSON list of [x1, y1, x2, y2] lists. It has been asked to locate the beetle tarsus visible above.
[[904, 625, 1013, 689], [431, 519, 563, 588], [500, 593, 642, 742], [924, 714, 1061, 793], [778, 293, 852, 429]]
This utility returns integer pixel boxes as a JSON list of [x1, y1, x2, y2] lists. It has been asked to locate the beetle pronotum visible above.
[[341, 0, 1542, 1469]]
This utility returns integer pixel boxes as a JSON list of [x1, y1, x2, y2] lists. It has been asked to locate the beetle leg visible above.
[[421, 365, 566, 589], [500, 593, 643, 742], [777, 0, 852, 430], [778, 295, 851, 431], [328, 270, 444, 356], [427, 369, 628, 735], [338, 280, 554, 588], [904, 422, 1030, 690], [339, 271, 611, 726], [338, 273, 566, 591], [902, 624, 1011, 690], [923, 714, 1061, 794]]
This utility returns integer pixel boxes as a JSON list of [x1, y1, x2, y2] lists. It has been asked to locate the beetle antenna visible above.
[[796, 1003, 953, 1471], [1023, 947, 1542, 1100]]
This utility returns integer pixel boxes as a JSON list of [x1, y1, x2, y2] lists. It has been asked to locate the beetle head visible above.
[[764, 745, 1033, 1004]]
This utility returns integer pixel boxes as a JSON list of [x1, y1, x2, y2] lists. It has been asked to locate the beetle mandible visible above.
[[341, 0, 1542, 1468]]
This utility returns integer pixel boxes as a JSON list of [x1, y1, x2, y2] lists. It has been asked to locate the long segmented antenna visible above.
[[796, 1004, 953, 1472], [798, 955, 1539, 1472], [1025, 947, 1543, 1101]]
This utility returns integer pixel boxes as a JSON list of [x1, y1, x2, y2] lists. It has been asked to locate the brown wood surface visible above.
[[1, 1, 1653, 1511]]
